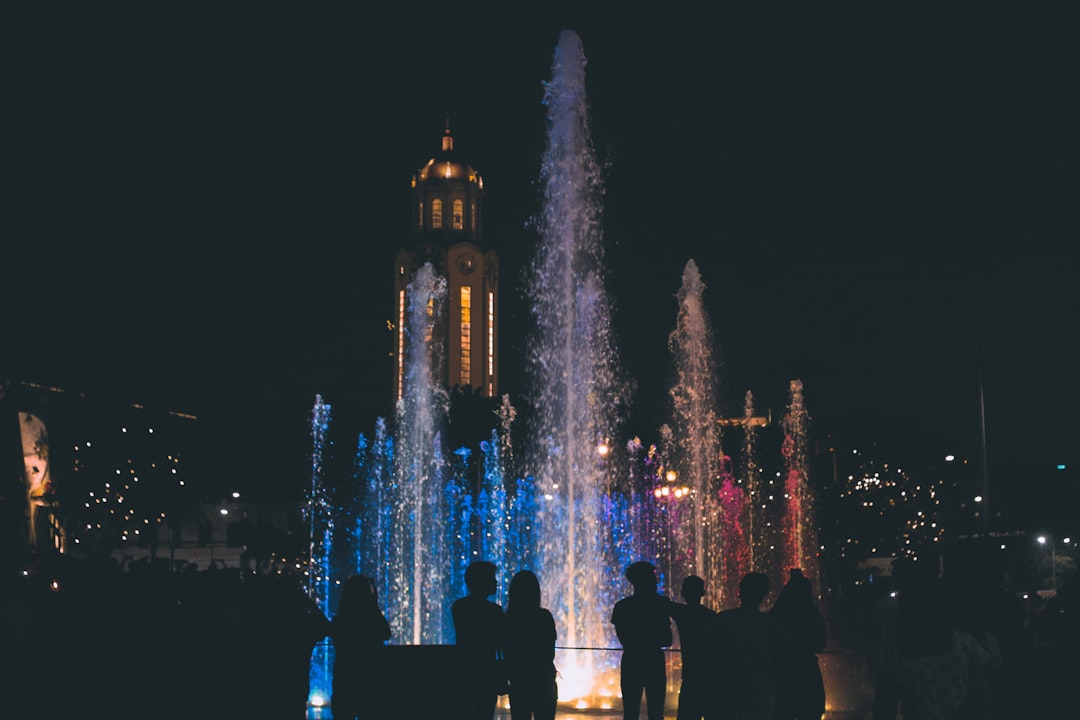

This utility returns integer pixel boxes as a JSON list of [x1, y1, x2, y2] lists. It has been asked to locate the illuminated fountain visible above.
[[305, 29, 819, 713], [523, 28, 628, 706], [658, 259, 728, 609], [780, 378, 819, 590]]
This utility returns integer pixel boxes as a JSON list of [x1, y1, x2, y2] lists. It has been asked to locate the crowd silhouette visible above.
[[2, 548, 1071, 720]]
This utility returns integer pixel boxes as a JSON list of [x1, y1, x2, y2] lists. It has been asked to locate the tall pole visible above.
[[978, 368, 990, 532]]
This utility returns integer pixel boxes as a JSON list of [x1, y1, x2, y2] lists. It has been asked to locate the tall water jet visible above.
[[526, 29, 628, 699], [664, 259, 723, 607], [781, 378, 818, 586], [742, 390, 763, 572], [716, 452, 750, 607], [306, 395, 333, 706], [390, 262, 452, 644]]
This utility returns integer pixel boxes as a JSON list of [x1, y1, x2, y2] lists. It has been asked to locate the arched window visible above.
[[453, 199, 464, 229], [460, 286, 472, 386], [431, 199, 443, 229]]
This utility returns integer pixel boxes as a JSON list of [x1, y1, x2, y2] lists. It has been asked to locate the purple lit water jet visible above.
[[525, 28, 628, 699]]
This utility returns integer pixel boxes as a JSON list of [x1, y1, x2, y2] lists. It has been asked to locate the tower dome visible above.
[[413, 123, 484, 188]]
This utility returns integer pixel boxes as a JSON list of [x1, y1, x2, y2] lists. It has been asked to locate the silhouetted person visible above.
[[962, 561, 1025, 720], [504, 570, 558, 720], [453, 560, 506, 720], [770, 569, 826, 720], [705, 571, 789, 720], [330, 575, 391, 719], [668, 575, 716, 720], [242, 575, 330, 720], [869, 573, 901, 720], [1048, 573, 1079, 718], [611, 561, 673, 720], [892, 556, 981, 720]]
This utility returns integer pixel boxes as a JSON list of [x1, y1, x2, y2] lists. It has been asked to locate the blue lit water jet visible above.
[[306, 395, 333, 707]]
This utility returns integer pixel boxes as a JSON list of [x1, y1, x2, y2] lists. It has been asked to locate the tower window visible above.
[[487, 290, 494, 394], [431, 199, 442, 229], [453, 199, 464, 230], [471, 202, 476, 232], [397, 290, 406, 400], [460, 286, 471, 387], [418, 202, 424, 230]]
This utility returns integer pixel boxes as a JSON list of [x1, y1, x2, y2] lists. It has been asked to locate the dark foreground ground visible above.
[[303, 641, 1074, 720]]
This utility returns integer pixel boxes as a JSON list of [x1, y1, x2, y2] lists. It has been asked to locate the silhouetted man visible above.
[[670, 575, 717, 720], [705, 572, 789, 720], [612, 561, 673, 720], [453, 561, 505, 720]]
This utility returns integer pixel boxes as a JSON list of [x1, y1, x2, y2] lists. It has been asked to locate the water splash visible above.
[[743, 391, 763, 572], [306, 395, 333, 705], [716, 454, 750, 607], [781, 378, 817, 586], [526, 29, 628, 693], [394, 263, 453, 644], [664, 259, 724, 607]]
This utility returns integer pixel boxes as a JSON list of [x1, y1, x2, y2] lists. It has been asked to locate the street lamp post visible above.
[[1037, 535, 1056, 589]]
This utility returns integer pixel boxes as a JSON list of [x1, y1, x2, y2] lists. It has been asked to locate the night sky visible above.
[[8, 7, 1077, 496]]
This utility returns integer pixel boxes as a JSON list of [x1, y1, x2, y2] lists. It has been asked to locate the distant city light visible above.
[[1057, 464, 1066, 470], [945, 454, 955, 462]]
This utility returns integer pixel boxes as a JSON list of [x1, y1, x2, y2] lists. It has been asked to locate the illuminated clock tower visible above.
[[392, 122, 498, 403]]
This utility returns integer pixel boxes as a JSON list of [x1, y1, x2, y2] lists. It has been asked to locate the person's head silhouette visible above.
[[508, 569, 542, 613], [626, 561, 658, 593], [464, 561, 498, 599], [738, 572, 771, 609], [338, 574, 378, 616], [681, 575, 705, 604]]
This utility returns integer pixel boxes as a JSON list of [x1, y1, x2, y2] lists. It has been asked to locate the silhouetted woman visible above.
[[330, 575, 391, 720], [770, 568, 826, 720], [504, 570, 558, 720]]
